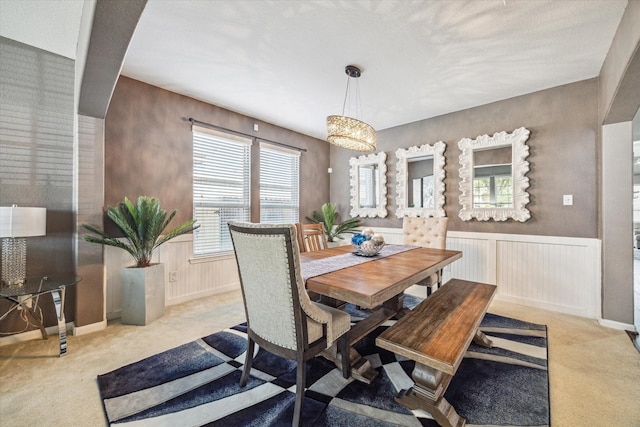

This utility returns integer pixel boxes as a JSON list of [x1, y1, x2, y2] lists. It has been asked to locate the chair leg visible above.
[[339, 334, 351, 379], [293, 358, 306, 427], [240, 337, 255, 387]]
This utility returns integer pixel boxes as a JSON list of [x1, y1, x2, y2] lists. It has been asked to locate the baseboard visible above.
[[166, 282, 240, 306], [0, 324, 61, 347], [105, 283, 241, 319], [73, 319, 107, 336], [493, 294, 598, 319], [598, 318, 637, 332], [0, 329, 42, 347]]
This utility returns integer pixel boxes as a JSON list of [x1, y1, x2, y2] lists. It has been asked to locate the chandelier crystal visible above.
[[327, 65, 376, 152]]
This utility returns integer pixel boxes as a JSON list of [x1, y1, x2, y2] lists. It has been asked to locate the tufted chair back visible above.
[[402, 217, 448, 249]]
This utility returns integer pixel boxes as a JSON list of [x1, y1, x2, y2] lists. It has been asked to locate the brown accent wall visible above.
[[105, 76, 330, 232], [331, 78, 599, 239]]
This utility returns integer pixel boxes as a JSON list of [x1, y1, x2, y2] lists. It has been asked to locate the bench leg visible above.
[[473, 329, 493, 348], [396, 363, 465, 427]]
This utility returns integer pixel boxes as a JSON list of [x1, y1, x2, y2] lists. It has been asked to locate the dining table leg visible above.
[[321, 293, 406, 384]]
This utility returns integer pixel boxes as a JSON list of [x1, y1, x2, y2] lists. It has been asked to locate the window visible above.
[[260, 142, 300, 223], [192, 127, 251, 254], [472, 164, 513, 208]]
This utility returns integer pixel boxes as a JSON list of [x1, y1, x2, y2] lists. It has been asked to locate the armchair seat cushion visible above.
[[307, 302, 351, 344]]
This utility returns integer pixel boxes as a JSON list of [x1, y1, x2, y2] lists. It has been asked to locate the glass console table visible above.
[[0, 276, 81, 357]]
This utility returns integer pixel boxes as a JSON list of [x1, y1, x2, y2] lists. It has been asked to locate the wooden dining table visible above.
[[300, 244, 462, 383]]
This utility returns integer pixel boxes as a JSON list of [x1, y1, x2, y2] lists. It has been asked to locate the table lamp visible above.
[[0, 205, 46, 288]]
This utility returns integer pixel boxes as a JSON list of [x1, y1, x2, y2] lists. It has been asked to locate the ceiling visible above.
[[0, 0, 84, 60], [0, 0, 633, 141], [121, 0, 628, 140]]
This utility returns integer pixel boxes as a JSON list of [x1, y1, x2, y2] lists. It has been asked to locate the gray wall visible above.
[[331, 78, 599, 238], [104, 76, 330, 233], [598, 0, 640, 324], [76, 115, 105, 327], [602, 122, 634, 324], [0, 37, 76, 331]]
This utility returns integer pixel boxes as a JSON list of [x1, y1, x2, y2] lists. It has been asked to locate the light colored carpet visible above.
[[0, 288, 638, 426]]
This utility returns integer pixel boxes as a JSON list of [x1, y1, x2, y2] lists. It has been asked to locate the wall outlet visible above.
[[563, 195, 573, 206], [169, 271, 177, 282]]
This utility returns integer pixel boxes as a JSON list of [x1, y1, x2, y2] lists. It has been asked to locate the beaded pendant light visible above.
[[327, 65, 376, 152]]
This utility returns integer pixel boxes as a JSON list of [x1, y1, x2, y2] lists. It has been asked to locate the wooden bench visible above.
[[376, 278, 497, 427]]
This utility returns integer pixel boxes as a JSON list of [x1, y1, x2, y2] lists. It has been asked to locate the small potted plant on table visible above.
[[306, 202, 360, 246]]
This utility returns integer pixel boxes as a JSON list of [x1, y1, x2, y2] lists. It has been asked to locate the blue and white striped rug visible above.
[[98, 304, 549, 426]]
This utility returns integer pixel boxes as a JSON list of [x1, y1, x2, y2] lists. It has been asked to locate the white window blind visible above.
[[193, 126, 251, 254], [260, 142, 300, 224], [0, 38, 75, 207]]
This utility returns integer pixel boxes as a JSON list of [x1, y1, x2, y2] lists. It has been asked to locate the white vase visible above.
[[120, 263, 165, 325]]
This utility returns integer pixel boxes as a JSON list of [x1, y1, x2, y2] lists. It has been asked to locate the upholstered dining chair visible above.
[[228, 222, 351, 427], [300, 222, 329, 252], [402, 217, 449, 296]]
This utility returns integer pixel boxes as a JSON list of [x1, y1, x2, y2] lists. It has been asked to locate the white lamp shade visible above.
[[0, 206, 47, 238]]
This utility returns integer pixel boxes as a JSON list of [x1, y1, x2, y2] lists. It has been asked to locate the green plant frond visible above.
[[123, 197, 139, 225], [305, 211, 323, 224], [160, 209, 178, 233], [333, 216, 361, 239], [305, 202, 360, 242], [83, 235, 138, 259], [82, 223, 111, 239], [320, 203, 336, 229], [141, 200, 165, 253], [154, 219, 199, 249], [107, 204, 141, 250], [82, 196, 197, 268]]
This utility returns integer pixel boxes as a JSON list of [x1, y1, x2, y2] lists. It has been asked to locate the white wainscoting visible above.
[[105, 235, 239, 319], [104, 230, 601, 320], [372, 227, 601, 319]]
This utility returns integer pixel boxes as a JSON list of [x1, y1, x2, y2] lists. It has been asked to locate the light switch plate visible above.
[[563, 195, 573, 206]]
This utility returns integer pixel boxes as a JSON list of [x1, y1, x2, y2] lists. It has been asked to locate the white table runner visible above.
[[300, 244, 417, 283]]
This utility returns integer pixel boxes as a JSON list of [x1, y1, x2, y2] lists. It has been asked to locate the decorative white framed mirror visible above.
[[395, 141, 446, 218], [349, 151, 388, 218], [458, 127, 531, 222]]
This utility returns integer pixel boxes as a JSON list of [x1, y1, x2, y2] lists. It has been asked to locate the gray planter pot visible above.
[[120, 263, 165, 325]]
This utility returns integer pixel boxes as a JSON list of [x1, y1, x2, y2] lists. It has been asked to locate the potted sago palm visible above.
[[83, 196, 199, 325]]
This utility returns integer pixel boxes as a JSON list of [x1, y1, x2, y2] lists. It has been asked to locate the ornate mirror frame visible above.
[[458, 127, 531, 222], [349, 151, 388, 218], [395, 141, 446, 218]]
